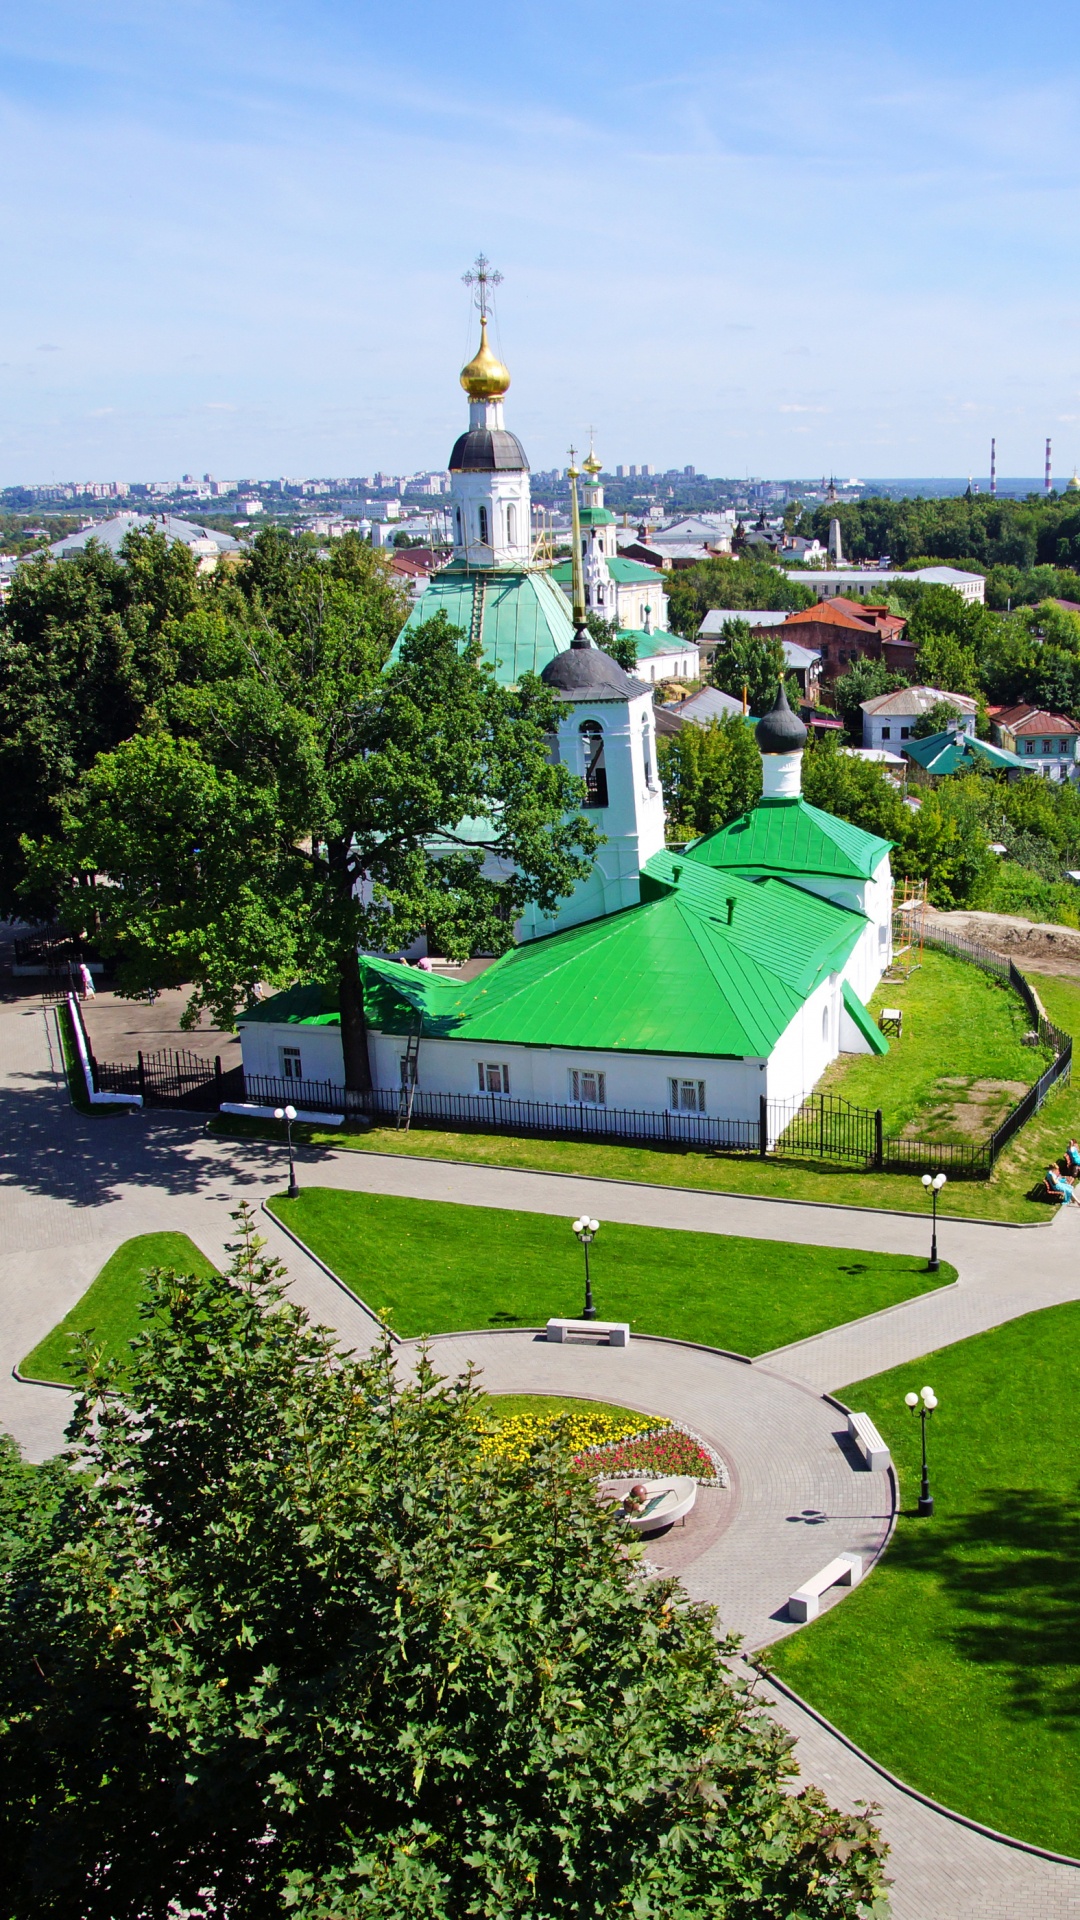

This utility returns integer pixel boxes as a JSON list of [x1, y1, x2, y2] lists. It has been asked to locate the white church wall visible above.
[[763, 975, 840, 1128], [237, 1019, 346, 1089]]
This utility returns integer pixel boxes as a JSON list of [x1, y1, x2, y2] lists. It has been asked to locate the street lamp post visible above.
[[904, 1384, 938, 1516], [571, 1216, 600, 1320], [921, 1171, 946, 1271], [274, 1103, 299, 1200]]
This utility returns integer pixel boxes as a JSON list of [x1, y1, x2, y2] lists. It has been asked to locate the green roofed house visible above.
[[901, 730, 1020, 777], [237, 678, 892, 1140]]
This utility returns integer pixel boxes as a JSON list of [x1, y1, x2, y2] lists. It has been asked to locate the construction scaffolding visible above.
[[887, 877, 927, 981]]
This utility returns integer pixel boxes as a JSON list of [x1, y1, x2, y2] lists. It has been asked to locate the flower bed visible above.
[[578, 1423, 727, 1487], [476, 1405, 660, 1469]]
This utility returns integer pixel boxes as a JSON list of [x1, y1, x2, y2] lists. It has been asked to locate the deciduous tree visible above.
[[0, 1210, 889, 1919]]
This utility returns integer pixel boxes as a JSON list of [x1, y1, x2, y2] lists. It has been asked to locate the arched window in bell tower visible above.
[[454, 505, 463, 543], [478, 504, 489, 545], [507, 502, 517, 546], [642, 715, 653, 789], [580, 720, 608, 808]]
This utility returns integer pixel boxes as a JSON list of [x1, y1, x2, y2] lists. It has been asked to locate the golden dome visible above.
[[460, 316, 510, 401], [583, 448, 602, 477], [1068, 470, 1080, 493]]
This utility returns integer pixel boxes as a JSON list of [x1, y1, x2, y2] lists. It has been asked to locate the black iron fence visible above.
[[92, 1048, 244, 1110]]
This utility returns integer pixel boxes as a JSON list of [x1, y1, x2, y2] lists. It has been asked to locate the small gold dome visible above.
[[583, 449, 602, 477], [460, 316, 510, 401], [1068, 470, 1080, 493]]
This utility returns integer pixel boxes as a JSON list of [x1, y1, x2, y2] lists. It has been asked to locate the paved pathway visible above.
[[2, 994, 1078, 1916]]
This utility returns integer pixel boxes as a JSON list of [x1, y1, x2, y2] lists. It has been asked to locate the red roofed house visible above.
[[990, 705, 1080, 782], [771, 597, 915, 687]]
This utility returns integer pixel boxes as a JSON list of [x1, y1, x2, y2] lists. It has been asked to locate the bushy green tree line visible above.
[[0, 1212, 889, 1919], [792, 491, 1080, 575]]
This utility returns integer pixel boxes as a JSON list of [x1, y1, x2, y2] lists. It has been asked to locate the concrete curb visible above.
[[748, 1661, 1080, 1871]]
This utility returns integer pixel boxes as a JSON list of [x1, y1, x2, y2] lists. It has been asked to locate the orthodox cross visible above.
[[463, 253, 503, 320]]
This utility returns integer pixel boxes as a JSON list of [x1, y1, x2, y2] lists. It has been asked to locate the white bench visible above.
[[788, 1551, 863, 1622], [847, 1410, 891, 1473], [546, 1317, 630, 1347]]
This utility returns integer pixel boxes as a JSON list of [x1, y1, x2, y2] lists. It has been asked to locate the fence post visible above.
[[759, 1093, 768, 1158], [214, 1056, 223, 1105], [137, 1050, 146, 1102], [875, 1107, 884, 1171]]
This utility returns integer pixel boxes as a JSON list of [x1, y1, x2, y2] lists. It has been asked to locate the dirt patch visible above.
[[925, 910, 1080, 977], [80, 987, 241, 1065], [908, 1076, 1031, 1141]]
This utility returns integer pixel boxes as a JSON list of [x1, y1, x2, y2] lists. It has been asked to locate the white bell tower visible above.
[[449, 259, 533, 569], [519, 453, 666, 937]]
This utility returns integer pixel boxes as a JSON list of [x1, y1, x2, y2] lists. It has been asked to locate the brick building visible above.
[[772, 597, 915, 687]]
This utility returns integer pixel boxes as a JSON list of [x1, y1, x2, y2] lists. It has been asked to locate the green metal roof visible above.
[[393, 564, 574, 686], [685, 796, 891, 882], [551, 555, 664, 588], [621, 628, 696, 658], [902, 731, 1019, 775], [842, 979, 889, 1055], [256, 853, 864, 1062], [578, 506, 616, 527], [237, 983, 341, 1028]]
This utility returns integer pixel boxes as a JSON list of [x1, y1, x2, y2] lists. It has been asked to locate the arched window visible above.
[[821, 1004, 830, 1044], [478, 504, 489, 545], [579, 720, 608, 808], [642, 716, 653, 789], [507, 502, 517, 546], [454, 505, 463, 542]]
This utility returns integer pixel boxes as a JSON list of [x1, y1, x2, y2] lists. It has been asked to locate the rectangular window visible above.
[[1026, 740, 1036, 754], [881, 726, 891, 740], [900, 726, 910, 739], [477, 1061, 510, 1095], [570, 1068, 606, 1106], [669, 1078, 707, 1113], [281, 1046, 302, 1082], [1043, 739, 1053, 754]]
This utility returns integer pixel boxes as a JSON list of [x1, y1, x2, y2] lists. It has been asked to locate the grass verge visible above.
[[20, 1232, 219, 1387], [266, 1186, 951, 1353], [769, 1302, 1080, 1856]]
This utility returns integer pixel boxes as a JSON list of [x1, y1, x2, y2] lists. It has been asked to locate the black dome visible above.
[[448, 428, 529, 473], [755, 680, 807, 754], [540, 633, 641, 699]]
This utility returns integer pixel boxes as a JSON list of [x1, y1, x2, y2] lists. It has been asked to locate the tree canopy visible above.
[[0, 1210, 889, 1919], [708, 625, 791, 717], [658, 712, 763, 839], [665, 558, 815, 638], [33, 531, 599, 1088]]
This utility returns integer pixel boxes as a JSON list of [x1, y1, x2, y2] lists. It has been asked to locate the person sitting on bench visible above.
[[1046, 1163, 1079, 1206]]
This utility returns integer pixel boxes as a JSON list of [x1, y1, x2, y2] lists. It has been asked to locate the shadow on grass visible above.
[[892, 1484, 1080, 1728]]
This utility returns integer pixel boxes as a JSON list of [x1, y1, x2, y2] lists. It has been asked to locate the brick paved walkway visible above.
[[2, 995, 1077, 1915]]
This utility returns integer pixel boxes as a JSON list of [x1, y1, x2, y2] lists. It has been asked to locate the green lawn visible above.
[[20, 1233, 219, 1387], [267, 1187, 951, 1353], [770, 1302, 1080, 1856], [820, 948, 1046, 1141], [480, 1394, 646, 1423]]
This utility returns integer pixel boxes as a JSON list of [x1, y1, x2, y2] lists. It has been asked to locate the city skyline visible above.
[[2, 0, 1079, 484]]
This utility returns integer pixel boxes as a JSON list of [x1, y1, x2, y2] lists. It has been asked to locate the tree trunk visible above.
[[338, 948, 373, 1094]]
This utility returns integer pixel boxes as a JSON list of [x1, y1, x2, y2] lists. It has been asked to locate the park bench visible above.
[[546, 1318, 630, 1347], [846, 1410, 891, 1472], [879, 1007, 903, 1037], [788, 1551, 863, 1623]]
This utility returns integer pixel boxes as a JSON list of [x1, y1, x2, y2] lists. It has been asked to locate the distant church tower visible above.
[[521, 453, 666, 937]]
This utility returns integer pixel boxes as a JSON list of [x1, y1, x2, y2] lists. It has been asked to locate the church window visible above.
[[642, 716, 653, 788], [822, 1005, 829, 1044], [454, 506, 463, 541], [478, 1061, 510, 1095], [669, 1078, 706, 1113], [570, 1067, 606, 1106], [478, 505, 489, 545], [579, 720, 608, 808], [584, 586, 591, 607], [507, 502, 517, 545]]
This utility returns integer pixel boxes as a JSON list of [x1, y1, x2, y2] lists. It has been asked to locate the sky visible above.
[[2, 0, 1080, 485]]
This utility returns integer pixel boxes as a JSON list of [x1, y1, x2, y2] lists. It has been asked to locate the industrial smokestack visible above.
[[1046, 437, 1053, 495], [990, 437, 996, 497]]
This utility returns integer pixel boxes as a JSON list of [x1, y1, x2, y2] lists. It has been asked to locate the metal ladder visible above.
[[468, 573, 486, 647], [396, 1022, 421, 1129]]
